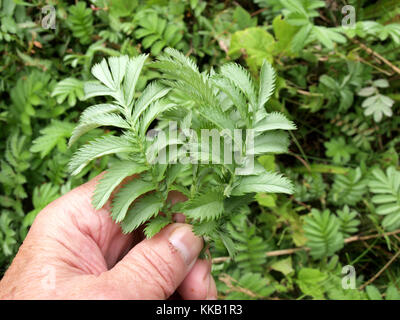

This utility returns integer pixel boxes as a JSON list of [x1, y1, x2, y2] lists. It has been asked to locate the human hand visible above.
[[0, 174, 217, 300]]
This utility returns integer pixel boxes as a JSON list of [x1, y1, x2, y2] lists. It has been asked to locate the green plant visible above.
[[337, 205, 360, 238], [68, 49, 296, 255], [304, 209, 344, 259], [368, 166, 400, 230], [324, 137, 356, 164], [67, 2, 94, 45], [358, 79, 394, 122], [134, 10, 185, 55], [329, 168, 368, 206], [1, 0, 400, 300]]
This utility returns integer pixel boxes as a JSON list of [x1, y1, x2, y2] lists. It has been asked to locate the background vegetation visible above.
[[0, 0, 400, 300]]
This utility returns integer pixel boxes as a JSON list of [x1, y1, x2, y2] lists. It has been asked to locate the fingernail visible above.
[[168, 224, 202, 266]]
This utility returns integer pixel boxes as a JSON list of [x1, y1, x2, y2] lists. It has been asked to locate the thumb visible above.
[[100, 223, 203, 299]]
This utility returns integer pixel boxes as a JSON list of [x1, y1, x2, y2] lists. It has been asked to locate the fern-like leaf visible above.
[[329, 168, 367, 205], [67, 2, 94, 44], [31, 121, 75, 158], [144, 215, 170, 238], [68, 135, 133, 175], [232, 171, 294, 195], [111, 178, 155, 222], [254, 112, 296, 132], [121, 193, 164, 233], [123, 54, 149, 107], [369, 166, 400, 230], [92, 161, 148, 210], [258, 60, 276, 110], [253, 131, 290, 155], [183, 190, 224, 222], [337, 205, 360, 238], [70, 113, 130, 147], [51, 78, 84, 107], [220, 63, 257, 111], [304, 209, 344, 259]]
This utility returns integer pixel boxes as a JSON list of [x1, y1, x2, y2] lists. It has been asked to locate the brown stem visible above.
[[350, 38, 400, 76], [212, 229, 400, 263], [359, 250, 400, 291]]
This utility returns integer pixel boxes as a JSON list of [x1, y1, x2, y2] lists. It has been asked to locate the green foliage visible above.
[[134, 10, 185, 55], [229, 27, 275, 73], [329, 168, 368, 206], [368, 167, 400, 230], [304, 209, 344, 259], [221, 272, 274, 300], [1, 0, 400, 300], [31, 121, 75, 158], [67, 2, 95, 45], [51, 78, 85, 107], [358, 79, 394, 122], [337, 206, 360, 238], [226, 215, 269, 273], [324, 137, 356, 164], [296, 267, 328, 299], [68, 50, 295, 255]]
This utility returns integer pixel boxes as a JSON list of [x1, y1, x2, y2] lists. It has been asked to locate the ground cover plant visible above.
[[0, 0, 400, 300]]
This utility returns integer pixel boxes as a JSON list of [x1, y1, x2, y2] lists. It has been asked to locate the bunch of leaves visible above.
[[329, 168, 368, 206], [1, 0, 400, 300], [67, 2, 95, 45], [274, 0, 347, 52], [329, 113, 377, 150], [368, 166, 400, 230], [133, 9, 186, 55], [68, 48, 296, 255], [358, 79, 395, 122], [303, 209, 344, 259]]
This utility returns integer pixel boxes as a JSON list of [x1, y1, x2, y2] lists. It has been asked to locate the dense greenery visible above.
[[1, 0, 400, 300]]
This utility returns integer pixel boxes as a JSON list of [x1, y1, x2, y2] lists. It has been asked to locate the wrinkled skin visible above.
[[0, 174, 217, 300]]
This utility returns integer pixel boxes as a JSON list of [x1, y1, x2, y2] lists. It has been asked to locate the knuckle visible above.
[[134, 245, 177, 298]]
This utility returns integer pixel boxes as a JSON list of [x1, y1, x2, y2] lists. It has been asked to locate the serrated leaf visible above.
[[92, 161, 148, 210], [69, 135, 133, 175], [140, 100, 176, 135], [258, 60, 276, 110], [192, 220, 219, 236], [219, 231, 237, 257], [253, 131, 290, 155], [111, 178, 155, 222], [232, 171, 294, 195], [123, 54, 148, 107], [91, 58, 115, 90], [70, 113, 130, 147], [358, 86, 375, 97], [220, 62, 257, 110], [31, 121, 75, 158], [144, 215, 170, 238], [254, 112, 296, 132], [108, 55, 129, 86], [84, 81, 116, 100], [51, 78, 84, 107], [373, 79, 389, 88], [183, 190, 224, 222], [362, 94, 394, 122], [132, 81, 170, 125], [121, 193, 164, 233]]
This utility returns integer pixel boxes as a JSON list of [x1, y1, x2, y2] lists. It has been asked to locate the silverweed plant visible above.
[[68, 48, 296, 256]]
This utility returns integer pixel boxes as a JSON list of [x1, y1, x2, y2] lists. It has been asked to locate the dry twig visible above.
[[359, 250, 400, 291]]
